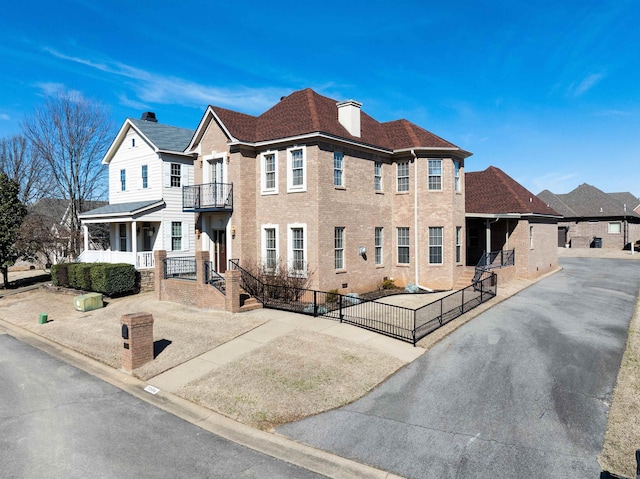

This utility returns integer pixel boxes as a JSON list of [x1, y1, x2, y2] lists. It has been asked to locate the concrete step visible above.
[[453, 269, 476, 290]]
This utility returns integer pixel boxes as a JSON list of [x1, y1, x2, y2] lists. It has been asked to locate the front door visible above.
[[211, 229, 227, 272]]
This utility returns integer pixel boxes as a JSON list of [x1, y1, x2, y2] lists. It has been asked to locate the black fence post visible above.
[[339, 295, 343, 323], [313, 291, 318, 317], [461, 287, 465, 313], [439, 296, 443, 325]]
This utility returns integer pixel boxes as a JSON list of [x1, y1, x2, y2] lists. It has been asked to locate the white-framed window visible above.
[[455, 226, 462, 263], [397, 227, 410, 264], [288, 223, 307, 276], [334, 152, 344, 187], [428, 159, 442, 191], [261, 151, 278, 194], [287, 146, 306, 192], [120, 169, 126, 192], [262, 225, 279, 272], [141, 165, 148, 189], [429, 226, 443, 264], [171, 222, 182, 251], [170, 163, 181, 187], [454, 160, 461, 192], [608, 222, 621, 234], [529, 225, 534, 249], [374, 162, 382, 192], [397, 161, 409, 192], [118, 223, 127, 251], [335, 227, 345, 270], [375, 227, 383, 265]]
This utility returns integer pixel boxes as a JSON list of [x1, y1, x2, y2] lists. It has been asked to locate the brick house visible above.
[[184, 88, 472, 292], [538, 184, 640, 249], [465, 166, 560, 280]]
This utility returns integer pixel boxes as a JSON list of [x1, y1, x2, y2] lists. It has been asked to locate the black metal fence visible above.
[[204, 261, 226, 294], [477, 249, 515, 270], [182, 182, 233, 211], [163, 256, 197, 280], [230, 259, 497, 345]]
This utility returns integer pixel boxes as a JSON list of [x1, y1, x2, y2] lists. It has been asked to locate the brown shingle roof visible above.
[[210, 88, 462, 152], [466, 166, 559, 216]]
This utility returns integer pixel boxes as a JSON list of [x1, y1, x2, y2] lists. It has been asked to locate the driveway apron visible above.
[[278, 258, 640, 478]]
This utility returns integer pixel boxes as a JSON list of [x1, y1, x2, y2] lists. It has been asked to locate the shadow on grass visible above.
[[154, 339, 172, 358]]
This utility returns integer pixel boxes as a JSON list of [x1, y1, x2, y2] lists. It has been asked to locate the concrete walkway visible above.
[[150, 308, 425, 392]]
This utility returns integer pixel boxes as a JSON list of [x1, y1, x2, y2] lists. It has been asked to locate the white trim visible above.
[[287, 146, 307, 193], [287, 223, 307, 277], [261, 224, 279, 271], [260, 150, 279, 195], [396, 161, 409, 192]]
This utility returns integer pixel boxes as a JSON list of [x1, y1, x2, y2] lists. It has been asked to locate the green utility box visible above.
[[74, 293, 104, 312]]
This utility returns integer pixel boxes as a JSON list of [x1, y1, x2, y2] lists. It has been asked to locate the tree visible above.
[[21, 90, 113, 256], [0, 134, 45, 204], [0, 174, 28, 288]]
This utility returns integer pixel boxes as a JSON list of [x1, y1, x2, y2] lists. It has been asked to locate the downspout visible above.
[[412, 149, 433, 292]]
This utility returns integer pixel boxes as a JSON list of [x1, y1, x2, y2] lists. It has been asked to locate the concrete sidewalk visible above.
[[150, 308, 425, 393]]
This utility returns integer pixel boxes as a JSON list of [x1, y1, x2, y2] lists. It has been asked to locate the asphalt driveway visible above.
[[278, 258, 640, 478]]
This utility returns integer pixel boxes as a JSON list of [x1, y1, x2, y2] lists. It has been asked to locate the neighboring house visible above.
[[184, 88, 472, 292], [538, 184, 640, 249], [78, 113, 196, 269], [465, 167, 560, 279]]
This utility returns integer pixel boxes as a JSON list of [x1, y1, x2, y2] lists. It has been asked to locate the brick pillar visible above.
[[154, 250, 167, 300], [225, 269, 241, 313], [120, 313, 154, 373], [196, 250, 209, 284]]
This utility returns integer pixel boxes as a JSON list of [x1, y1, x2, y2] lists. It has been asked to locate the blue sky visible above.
[[1, 0, 639, 197]]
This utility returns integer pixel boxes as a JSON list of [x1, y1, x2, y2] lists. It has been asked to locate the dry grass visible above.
[[176, 331, 404, 430], [0, 288, 266, 380], [599, 289, 640, 477]]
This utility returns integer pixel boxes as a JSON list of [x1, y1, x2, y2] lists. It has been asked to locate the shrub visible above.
[[382, 278, 396, 290], [90, 263, 136, 296], [69, 263, 93, 290], [326, 289, 339, 303], [51, 263, 69, 287]]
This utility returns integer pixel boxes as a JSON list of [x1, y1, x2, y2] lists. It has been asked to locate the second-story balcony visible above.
[[183, 182, 233, 212]]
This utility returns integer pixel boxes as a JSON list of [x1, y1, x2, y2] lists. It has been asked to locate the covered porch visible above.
[[466, 214, 520, 267], [78, 200, 165, 270]]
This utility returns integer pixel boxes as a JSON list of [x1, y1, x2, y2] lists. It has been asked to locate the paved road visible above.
[[279, 258, 640, 478], [0, 334, 326, 479]]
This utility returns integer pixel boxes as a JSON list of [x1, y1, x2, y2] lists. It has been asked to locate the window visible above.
[[397, 227, 410, 264], [131, 138, 135, 147], [429, 227, 443, 264], [142, 165, 148, 189], [118, 224, 127, 251], [261, 152, 277, 194], [120, 169, 126, 191], [288, 224, 307, 276], [374, 162, 382, 191], [529, 226, 534, 249], [335, 227, 345, 269], [428, 159, 442, 191], [397, 162, 409, 192], [608, 222, 621, 234], [455, 226, 462, 263], [375, 227, 383, 265], [454, 160, 461, 192], [334, 152, 344, 187], [171, 222, 182, 251], [287, 146, 306, 192], [170, 163, 181, 187], [263, 226, 278, 272]]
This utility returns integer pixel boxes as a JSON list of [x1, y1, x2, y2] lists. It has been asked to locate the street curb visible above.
[[0, 317, 405, 479]]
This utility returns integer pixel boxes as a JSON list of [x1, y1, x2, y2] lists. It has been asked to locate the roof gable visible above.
[[466, 167, 559, 216], [541, 184, 640, 219], [103, 118, 195, 164]]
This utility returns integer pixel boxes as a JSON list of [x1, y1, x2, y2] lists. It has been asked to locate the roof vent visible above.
[[337, 100, 362, 137], [141, 112, 158, 122]]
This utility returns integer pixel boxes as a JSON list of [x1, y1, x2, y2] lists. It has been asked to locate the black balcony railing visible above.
[[183, 182, 233, 212]]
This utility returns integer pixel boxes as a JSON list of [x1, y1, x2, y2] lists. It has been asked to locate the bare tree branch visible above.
[[0, 134, 46, 204]]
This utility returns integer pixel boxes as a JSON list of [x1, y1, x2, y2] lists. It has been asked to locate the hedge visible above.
[[67, 263, 94, 291], [90, 263, 136, 296], [51, 263, 70, 287]]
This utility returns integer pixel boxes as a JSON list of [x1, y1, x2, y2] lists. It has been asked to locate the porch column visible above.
[[83, 225, 89, 253], [505, 220, 510, 250], [485, 219, 492, 253], [131, 220, 137, 266]]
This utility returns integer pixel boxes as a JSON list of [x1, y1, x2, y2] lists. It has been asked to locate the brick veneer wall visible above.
[[561, 219, 640, 249]]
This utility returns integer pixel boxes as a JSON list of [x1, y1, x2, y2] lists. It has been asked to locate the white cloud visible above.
[[570, 72, 605, 97], [44, 47, 286, 113], [0, 113, 10, 121], [531, 172, 580, 194]]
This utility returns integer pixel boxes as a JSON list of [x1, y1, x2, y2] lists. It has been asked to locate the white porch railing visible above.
[[77, 250, 155, 270]]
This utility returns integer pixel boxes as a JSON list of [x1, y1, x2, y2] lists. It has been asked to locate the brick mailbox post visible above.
[[120, 313, 154, 372]]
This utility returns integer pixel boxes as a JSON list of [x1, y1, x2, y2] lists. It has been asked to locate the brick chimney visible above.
[[336, 100, 362, 137]]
